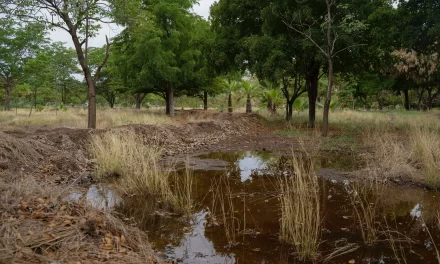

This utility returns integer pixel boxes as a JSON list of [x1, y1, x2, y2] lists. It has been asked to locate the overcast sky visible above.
[[49, 0, 216, 49]]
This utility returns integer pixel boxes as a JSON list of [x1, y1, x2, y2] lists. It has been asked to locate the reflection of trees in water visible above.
[[115, 193, 188, 249]]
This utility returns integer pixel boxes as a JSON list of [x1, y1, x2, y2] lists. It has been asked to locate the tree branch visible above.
[[93, 35, 110, 83]]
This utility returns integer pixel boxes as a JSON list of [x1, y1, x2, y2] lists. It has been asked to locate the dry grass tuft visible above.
[[209, 174, 240, 248], [409, 127, 440, 189], [276, 153, 321, 260], [348, 169, 385, 246], [90, 130, 193, 213]]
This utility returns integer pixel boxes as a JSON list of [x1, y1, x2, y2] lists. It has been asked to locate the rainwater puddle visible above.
[[116, 152, 440, 263]]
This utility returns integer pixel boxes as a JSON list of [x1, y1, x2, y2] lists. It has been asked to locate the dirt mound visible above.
[[1, 112, 267, 177]]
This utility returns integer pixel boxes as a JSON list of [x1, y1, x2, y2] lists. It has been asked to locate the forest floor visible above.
[[0, 108, 439, 263]]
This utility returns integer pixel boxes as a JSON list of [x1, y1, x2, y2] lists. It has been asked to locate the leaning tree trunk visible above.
[[228, 92, 233, 113], [246, 94, 252, 113], [203, 90, 208, 110], [167, 83, 175, 117]]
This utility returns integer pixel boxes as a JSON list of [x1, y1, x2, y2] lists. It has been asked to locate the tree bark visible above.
[[378, 97, 384, 111], [167, 82, 175, 117], [246, 94, 252, 113], [228, 92, 233, 113], [306, 62, 319, 128], [322, 0, 333, 137], [4, 88, 11, 111], [203, 90, 208, 110], [134, 93, 146, 109]]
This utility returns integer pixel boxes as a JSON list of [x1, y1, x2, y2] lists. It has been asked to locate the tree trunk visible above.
[[267, 99, 273, 112], [246, 94, 252, 113], [307, 63, 319, 128], [286, 100, 294, 121], [228, 92, 233, 113], [203, 90, 208, 110], [167, 83, 175, 117], [4, 88, 10, 111], [427, 89, 433, 110], [378, 97, 384, 111], [134, 93, 146, 109], [165, 91, 170, 115], [404, 86, 409, 111], [322, 0, 333, 137]]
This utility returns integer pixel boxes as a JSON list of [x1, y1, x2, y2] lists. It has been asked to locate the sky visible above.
[[49, 0, 216, 49]]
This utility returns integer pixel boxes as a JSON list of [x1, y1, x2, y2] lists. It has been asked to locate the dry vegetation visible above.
[[0, 174, 157, 263], [91, 130, 193, 214], [0, 108, 173, 129], [276, 153, 321, 260], [279, 110, 440, 188]]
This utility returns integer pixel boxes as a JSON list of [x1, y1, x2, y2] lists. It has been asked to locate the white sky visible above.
[[49, 0, 216, 49]]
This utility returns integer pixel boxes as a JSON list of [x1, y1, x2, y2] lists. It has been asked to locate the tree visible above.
[[0, 18, 46, 110], [241, 80, 260, 113], [2, 0, 112, 128], [217, 78, 241, 113], [280, 0, 368, 136], [392, 49, 440, 110]]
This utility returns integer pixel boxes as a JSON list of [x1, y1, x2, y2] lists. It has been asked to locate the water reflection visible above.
[[118, 152, 440, 263]]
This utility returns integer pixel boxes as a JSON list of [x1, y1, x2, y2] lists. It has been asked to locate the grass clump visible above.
[[348, 171, 385, 246], [90, 130, 193, 214], [410, 127, 440, 189], [276, 153, 321, 260]]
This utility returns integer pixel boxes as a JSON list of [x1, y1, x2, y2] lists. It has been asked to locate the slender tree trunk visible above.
[[417, 90, 424, 110], [165, 91, 170, 115], [378, 97, 384, 111], [267, 99, 273, 112], [286, 100, 294, 121], [4, 88, 11, 111], [427, 89, 433, 110], [322, 0, 333, 137], [167, 82, 175, 117], [228, 92, 233, 113], [404, 86, 410, 110], [307, 64, 319, 128], [246, 94, 252, 113], [203, 90, 208, 110]]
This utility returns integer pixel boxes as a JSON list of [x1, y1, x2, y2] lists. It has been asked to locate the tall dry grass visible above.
[[348, 169, 385, 245], [209, 174, 240, 248], [0, 108, 172, 129], [276, 153, 321, 260], [90, 130, 193, 213]]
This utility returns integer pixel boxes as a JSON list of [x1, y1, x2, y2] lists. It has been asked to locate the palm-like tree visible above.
[[218, 79, 240, 113], [241, 80, 260, 113], [260, 80, 282, 113]]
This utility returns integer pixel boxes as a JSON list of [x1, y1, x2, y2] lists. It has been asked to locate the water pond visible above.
[[106, 152, 440, 263]]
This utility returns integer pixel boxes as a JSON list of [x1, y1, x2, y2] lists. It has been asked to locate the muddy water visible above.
[[116, 152, 440, 263]]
